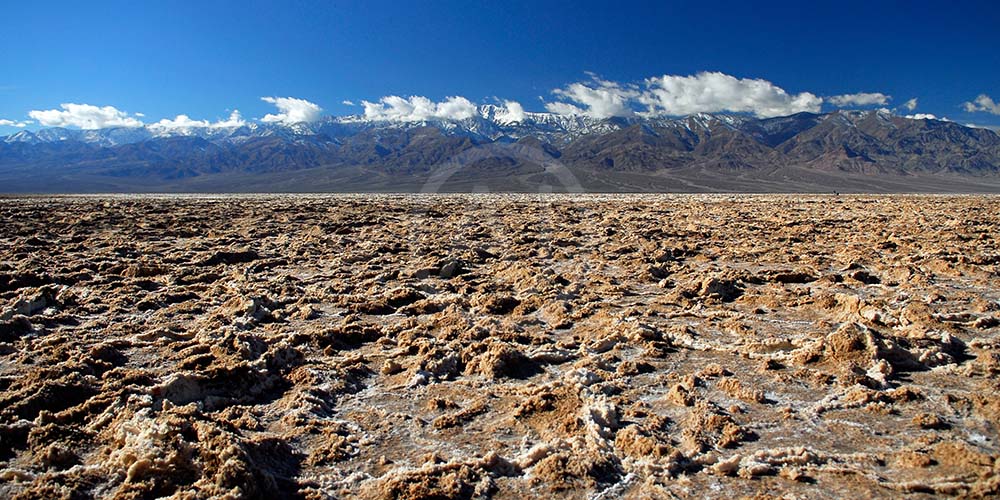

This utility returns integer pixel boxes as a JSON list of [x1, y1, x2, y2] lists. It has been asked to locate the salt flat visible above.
[[1, 194, 998, 499]]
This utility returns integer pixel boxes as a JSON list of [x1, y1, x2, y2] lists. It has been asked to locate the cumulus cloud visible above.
[[260, 96, 323, 124], [545, 72, 823, 119], [28, 103, 144, 129], [0, 119, 30, 128], [638, 72, 823, 118], [151, 110, 247, 129], [828, 92, 891, 107], [436, 96, 477, 120], [153, 114, 210, 128], [546, 77, 639, 118], [361, 95, 478, 121], [903, 98, 918, 111], [212, 110, 247, 128], [963, 94, 1000, 115], [497, 100, 526, 123], [341, 100, 355, 106]]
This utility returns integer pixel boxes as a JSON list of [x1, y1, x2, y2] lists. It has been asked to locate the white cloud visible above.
[[135, 112, 146, 117], [545, 72, 823, 119], [638, 72, 823, 118], [212, 110, 246, 128], [828, 92, 891, 107], [497, 100, 525, 123], [546, 77, 639, 118], [260, 96, 323, 124], [965, 123, 1000, 131], [361, 95, 478, 121], [150, 110, 247, 129], [543, 101, 586, 116], [436, 96, 477, 120], [905, 113, 952, 122], [153, 114, 210, 128], [0, 119, 30, 128], [342, 100, 355, 106], [903, 98, 918, 111], [28, 103, 144, 129], [963, 94, 1000, 115]]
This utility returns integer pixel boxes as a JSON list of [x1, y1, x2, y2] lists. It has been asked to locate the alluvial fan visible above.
[[0, 194, 999, 499]]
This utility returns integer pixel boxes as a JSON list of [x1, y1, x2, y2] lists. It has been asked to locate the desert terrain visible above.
[[0, 194, 998, 499]]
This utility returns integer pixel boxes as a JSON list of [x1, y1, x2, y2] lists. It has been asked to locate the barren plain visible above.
[[0, 194, 998, 499]]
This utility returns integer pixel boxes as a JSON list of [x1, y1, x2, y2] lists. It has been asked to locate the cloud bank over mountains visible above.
[[360, 95, 478, 122], [538, 72, 828, 119], [19, 98, 318, 132], [260, 97, 323, 124], [28, 103, 144, 130], [639, 72, 822, 118], [546, 76, 640, 118], [3, 72, 998, 130], [152, 111, 247, 130]]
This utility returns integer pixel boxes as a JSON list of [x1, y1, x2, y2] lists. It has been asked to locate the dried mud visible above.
[[1, 194, 999, 499]]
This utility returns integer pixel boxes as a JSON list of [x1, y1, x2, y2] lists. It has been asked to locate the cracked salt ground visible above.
[[0, 194, 999, 499]]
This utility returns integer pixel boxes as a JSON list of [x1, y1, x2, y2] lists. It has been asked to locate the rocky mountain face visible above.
[[2, 108, 1000, 192]]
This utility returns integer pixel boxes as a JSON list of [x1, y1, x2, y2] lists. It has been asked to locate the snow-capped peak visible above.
[[2, 108, 982, 149]]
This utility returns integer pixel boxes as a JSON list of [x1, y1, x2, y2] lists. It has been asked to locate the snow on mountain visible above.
[[3, 130, 39, 144], [0, 108, 981, 148]]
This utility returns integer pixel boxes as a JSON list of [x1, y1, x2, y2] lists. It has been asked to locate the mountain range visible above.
[[3, 106, 1000, 193]]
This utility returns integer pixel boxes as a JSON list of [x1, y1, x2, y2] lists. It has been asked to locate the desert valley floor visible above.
[[0, 194, 999, 499]]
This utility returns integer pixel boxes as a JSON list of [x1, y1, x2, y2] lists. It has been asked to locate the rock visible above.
[[666, 383, 695, 407], [699, 277, 743, 302], [464, 342, 536, 379], [0, 315, 33, 342], [796, 322, 921, 377], [539, 301, 573, 329], [913, 412, 949, 430], [197, 249, 260, 266], [716, 377, 767, 404], [6, 286, 60, 318], [472, 294, 520, 314], [847, 270, 881, 285], [438, 260, 465, 279], [381, 359, 404, 375], [219, 296, 275, 324], [711, 454, 742, 475]]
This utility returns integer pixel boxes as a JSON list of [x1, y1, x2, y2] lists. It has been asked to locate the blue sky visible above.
[[2, 0, 999, 131]]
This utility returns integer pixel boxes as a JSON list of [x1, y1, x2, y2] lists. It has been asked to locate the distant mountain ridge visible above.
[[3, 107, 1000, 192], [2, 104, 653, 147]]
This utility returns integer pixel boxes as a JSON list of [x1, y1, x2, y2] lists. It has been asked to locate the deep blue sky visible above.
[[2, 0, 999, 130]]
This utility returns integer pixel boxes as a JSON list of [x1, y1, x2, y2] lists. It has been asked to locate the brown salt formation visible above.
[[0, 194, 998, 499]]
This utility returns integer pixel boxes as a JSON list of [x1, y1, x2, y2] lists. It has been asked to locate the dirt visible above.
[[0, 193, 998, 499]]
